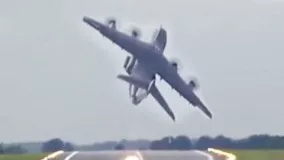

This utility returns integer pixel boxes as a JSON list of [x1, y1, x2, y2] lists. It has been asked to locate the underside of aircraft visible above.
[[83, 16, 212, 121]]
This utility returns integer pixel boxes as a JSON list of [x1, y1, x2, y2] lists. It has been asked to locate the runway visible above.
[[56, 150, 215, 160]]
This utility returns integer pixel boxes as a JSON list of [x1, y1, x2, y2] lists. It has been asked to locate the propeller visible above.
[[186, 76, 199, 90], [157, 58, 183, 81], [129, 26, 142, 38], [168, 58, 183, 72], [105, 17, 117, 29], [105, 17, 142, 38]]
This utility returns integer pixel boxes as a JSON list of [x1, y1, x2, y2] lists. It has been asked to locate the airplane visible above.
[[82, 16, 213, 120], [122, 52, 175, 121]]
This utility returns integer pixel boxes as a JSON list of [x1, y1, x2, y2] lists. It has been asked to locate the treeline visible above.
[[0, 143, 27, 154], [41, 138, 74, 152], [150, 134, 284, 150], [0, 139, 74, 154], [40, 134, 284, 152], [1, 134, 284, 154]]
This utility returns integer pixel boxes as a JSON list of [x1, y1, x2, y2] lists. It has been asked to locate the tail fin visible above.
[[151, 27, 167, 52]]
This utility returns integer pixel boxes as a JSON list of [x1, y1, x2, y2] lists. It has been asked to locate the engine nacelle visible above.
[[131, 30, 139, 37], [106, 18, 116, 29], [188, 78, 199, 90], [170, 61, 178, 71], [130, 27, 141, 38]]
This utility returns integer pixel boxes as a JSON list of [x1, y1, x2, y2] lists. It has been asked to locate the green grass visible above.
[[223, 149, 284, 160], [0, 153, 48, 160]]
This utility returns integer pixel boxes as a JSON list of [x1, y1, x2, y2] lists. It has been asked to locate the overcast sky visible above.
[[1, 0, 284, 144]]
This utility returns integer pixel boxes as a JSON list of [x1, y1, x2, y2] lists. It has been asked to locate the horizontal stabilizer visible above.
[[117, 74, 148, 89], [150, 85, 175, 121]]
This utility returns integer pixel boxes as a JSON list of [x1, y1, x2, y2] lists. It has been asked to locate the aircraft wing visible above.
[[150, 85, 175, 121], [159, 71, 213, 119]]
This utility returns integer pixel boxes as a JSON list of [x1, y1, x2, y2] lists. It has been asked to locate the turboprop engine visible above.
[[187, 77, 199, 90]]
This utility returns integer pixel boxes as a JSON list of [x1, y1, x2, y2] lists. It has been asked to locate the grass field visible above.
[[223, 149, 284, 160], [0, 153, 48, 160]]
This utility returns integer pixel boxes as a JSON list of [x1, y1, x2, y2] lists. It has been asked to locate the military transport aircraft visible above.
[[82, 16, 213, 121], [122, 53, 175, 121]]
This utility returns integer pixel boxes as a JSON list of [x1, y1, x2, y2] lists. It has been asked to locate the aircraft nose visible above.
[[82, 16, 102, 30], [82, 16, 90, 22]]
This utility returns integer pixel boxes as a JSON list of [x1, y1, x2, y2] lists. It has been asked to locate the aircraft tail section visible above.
[[150, 85, 175, 121], [117, 74, 148, 89], [151, 27, 167, 52], [117, 74, 175, 121]]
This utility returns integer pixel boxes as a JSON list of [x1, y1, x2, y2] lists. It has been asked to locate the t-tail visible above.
[[151, 27, 167, 53]]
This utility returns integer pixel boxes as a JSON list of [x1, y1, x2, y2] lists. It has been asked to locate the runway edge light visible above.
[[41, 150, 64, 160], [207, 148, 236, 160]]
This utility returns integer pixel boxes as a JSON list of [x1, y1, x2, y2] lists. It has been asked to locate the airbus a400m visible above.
[[83, 16, 213, 121]]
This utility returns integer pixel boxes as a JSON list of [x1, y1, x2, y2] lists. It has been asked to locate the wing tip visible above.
[[195, 103, 213, 119], [171, 115, 176, 122], [205, 107, 213, 119]]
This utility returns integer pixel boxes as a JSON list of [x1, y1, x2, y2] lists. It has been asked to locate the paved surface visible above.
[[56, 150, 214, 160]]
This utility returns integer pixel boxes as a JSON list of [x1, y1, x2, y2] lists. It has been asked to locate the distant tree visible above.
[[42, 138, 64, 152], [244, 134, 279, 149], [0, 143, 4, 154], [270, 135, 284, 149], [38, 134, 284, 152], [149, 136, 174, 150], [149, 140, 161, 150], [4, 145, 27, 154], [194, 136, 214, 150], [163, 136, 175, 149], [171, 135, 193, 150], [213, 135, 234, 149], [64, 142, 75, 151], [114, 143, 125, 150]]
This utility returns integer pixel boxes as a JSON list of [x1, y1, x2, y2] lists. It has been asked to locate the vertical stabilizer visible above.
[[151, 27, 167, 52]]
